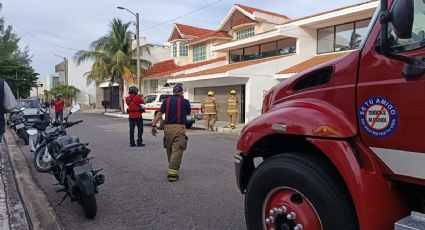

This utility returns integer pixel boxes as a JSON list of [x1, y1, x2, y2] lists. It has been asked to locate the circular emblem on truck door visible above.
[[358, 96, 398, 137]]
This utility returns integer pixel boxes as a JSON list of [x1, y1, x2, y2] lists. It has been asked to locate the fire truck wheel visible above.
[[245, 152, 358, 230]]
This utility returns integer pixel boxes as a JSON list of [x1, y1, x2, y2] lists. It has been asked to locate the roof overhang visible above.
[[275, 73, 295, 79], [211, 29, 290, 52], [98, 82, 119, 88], [280, 1, 378, 29], [188, 36, 232, 46], [168, 72, 252, 83]]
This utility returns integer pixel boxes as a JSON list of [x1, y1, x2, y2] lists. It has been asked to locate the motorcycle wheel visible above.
[[19, 129, 29, 145], [80, 193, 97, 219], [33, 146, 52, 172]]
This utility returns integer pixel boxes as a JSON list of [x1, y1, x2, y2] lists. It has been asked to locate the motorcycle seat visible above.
[[55, 135, 81, 150]]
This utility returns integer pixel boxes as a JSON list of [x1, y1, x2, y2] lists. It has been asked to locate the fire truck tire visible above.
[[245, 152, 358, 230]]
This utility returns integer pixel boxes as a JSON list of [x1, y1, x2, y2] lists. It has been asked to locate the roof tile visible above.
[[175, 55, 292, 79], [277, 52, 348, 74], [145, 56, 226, 79], [187, 31, 232, 45], [175, 23, 214, 38]]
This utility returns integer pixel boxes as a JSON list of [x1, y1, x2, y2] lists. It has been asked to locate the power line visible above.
[[3, 16, 81, 51], [141, 0, 224, 31]]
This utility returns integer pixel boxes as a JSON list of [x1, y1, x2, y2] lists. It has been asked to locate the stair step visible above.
[[395, 212, 425, 230]]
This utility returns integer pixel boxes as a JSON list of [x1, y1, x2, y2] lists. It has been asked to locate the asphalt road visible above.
[[19, 112, 246, 230]]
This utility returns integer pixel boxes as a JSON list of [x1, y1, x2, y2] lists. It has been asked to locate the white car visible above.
[[143, 93, 202, 129]]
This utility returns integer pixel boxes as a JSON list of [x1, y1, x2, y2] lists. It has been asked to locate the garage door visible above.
[[194, 85, 245, 123]]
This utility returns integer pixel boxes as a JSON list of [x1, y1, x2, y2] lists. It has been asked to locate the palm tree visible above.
[[74, 18, 151, 111]]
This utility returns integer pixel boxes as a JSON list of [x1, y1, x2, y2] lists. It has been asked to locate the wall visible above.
[[67, 60, 96, 106]]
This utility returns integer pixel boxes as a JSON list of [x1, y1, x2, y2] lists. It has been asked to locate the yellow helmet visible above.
[[230, 90, 236, 95], [208, 91, 214, 96]]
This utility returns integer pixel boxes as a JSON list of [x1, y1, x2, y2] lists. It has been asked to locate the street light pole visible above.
[[136, 12, 141, 90], [117, 6, 141, 90]]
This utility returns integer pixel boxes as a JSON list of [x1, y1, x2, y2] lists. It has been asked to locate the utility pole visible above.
[[136, 12, 141, 90], [15, 68, 19, 99]]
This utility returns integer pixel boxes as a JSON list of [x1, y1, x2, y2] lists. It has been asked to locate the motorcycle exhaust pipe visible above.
[[94, 174, 105, 186]]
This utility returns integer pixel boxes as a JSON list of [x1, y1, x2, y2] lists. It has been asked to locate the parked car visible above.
[[143, 93, 202, 129], [15, 99, 47, 124]]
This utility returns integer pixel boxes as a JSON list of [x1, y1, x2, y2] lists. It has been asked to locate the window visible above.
[[236, 27, 255, 40], [172, 43, 177, 57], [179, 42, 188, 56], [317, 19, 371, 54], [260, 42, 277, 58], [388, 0, 425, 53], [144, 95, 157, 103], [229, 38, 296, 63], [243, 46, 259, 61], [193, 43, 207, 62], [143, 80, 149, 93], [159, 94, 170, 102], [230, 49, 243, 63], [150, 79, 158, 92], [318, 27, 335, 53], [335, 23, 354, 51], [277, 39, 296, 55], [354, 19, 371, 48]]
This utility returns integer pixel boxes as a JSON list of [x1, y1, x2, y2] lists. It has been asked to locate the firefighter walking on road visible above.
[[151, 85, 191, 182], [202, 91, 218, 131], [227, 90, 239, 129]]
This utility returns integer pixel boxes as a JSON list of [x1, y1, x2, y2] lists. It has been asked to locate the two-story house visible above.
[[166, 1, 378, 122]]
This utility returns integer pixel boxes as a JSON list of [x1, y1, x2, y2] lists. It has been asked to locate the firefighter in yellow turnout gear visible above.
[[227, 90, 239, 129], [202, 91, 218, 131]]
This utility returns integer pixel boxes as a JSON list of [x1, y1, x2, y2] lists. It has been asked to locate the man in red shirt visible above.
[[54, 94, 65, 121], [125, 86, 145, 147]]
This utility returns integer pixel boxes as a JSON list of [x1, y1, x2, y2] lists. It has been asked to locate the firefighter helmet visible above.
[[230, 90, 236, 95], [208, 91, 214, 96], [128, 86, 139, 94]]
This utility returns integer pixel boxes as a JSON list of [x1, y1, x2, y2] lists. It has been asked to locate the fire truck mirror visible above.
[[390, 0, 414, 39]]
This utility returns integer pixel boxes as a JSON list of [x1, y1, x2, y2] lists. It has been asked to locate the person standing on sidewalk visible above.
[[151, 85, 191, 182], [125, 86, 146, 147], [226, 90, 239, 129], [0, 77, 17, 143], [202, 91, 218, 131], [53, 94, 65, 121]]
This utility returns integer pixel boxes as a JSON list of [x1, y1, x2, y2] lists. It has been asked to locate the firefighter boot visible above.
[[167, 168, 180, 182]]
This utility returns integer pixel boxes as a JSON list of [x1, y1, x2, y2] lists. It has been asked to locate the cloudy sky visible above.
[[1, 0, 365, 79]]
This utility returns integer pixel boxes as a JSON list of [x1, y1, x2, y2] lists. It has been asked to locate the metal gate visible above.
[[194, 85, 245, 123], [103, 86, 120, 110]]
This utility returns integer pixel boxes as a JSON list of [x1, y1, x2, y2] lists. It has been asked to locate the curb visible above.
[[104, 112, 128, 118], [4, 130, 63, 230]]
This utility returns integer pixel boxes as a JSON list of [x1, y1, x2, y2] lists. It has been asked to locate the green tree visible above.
[[0, 4, 38, 98], [74, 18, 151, 112], [50, 85, 80, 106]]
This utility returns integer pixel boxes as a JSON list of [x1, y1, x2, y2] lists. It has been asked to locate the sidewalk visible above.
[[3, 130, 63, 230], [0, 140, 30, 230]]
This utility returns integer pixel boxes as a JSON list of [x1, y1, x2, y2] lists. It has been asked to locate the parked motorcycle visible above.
[[30, 120, 65, 172], [10, 108, 29, 145], [41, 104, 104, 218]]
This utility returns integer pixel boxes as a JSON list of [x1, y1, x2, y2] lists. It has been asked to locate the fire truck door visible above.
[[357, 0, 425, 179]]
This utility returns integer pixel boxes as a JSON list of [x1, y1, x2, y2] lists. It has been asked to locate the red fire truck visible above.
[[235, 0, 425, 229]]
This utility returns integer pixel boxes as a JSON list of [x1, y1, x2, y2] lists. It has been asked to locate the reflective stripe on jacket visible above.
[[227, 95, 239, 113]]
